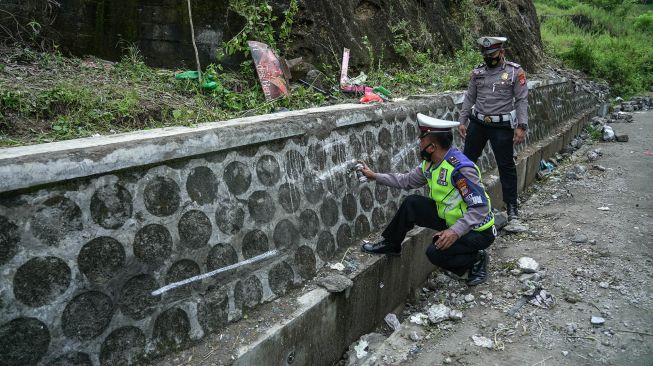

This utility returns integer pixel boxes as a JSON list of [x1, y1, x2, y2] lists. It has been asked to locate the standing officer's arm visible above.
[[513, 68, 529, 144], [457, 72, 478, 139]]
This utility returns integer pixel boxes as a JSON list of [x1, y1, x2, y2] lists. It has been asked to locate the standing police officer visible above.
[[457, 36, 528, 220]]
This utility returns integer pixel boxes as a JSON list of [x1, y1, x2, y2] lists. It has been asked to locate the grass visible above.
[[535, 0, 653, 97]]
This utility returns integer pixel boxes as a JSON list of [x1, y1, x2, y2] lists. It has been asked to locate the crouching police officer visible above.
[[457, 36, 528, 220], [358, 114, 496, 286]]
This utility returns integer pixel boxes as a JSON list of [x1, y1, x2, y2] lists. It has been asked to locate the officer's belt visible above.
[[473, 110, 515, 123]]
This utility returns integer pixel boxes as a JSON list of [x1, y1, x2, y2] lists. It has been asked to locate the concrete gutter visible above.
[[185, 106, 595, 365]]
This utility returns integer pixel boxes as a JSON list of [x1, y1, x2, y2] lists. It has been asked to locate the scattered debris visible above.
[[330, 262, 345, 271], [527, 288, 555, 309], [316, 274, 353, 293], [384, 313, 401, 331], [471, 335, 494, 349], [427, 304, 451, 324]]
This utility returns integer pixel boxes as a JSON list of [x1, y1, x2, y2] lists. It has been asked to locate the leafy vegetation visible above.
[[536, 0, 653, 97]]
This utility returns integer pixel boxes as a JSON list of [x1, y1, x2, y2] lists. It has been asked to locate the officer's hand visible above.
[[513, 127, 525, 145], [434, 229, 459, 250], [357, 160, 377, 180], [457, 124, 467, 140]]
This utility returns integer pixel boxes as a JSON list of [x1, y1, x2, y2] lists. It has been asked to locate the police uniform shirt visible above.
[[458, 61, 528, 128]]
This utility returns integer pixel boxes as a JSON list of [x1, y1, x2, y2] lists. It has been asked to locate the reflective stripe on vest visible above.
[[421, 160, 494, 232]]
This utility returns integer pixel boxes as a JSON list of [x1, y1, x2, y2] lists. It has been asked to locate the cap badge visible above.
[[483, 38, 491, 47]]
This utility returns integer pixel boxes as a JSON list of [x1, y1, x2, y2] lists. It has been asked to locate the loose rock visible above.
[[518, 257, 539, 273], [316, 274, 353, 292], [591, 316, 606, 326]]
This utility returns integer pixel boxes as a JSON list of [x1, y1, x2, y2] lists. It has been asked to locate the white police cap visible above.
[[477, 36, 507, 54], [417, 113, 459, 135]]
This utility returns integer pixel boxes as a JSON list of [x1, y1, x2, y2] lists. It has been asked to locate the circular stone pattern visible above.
[[0, 317, 50, 366], [153, 308, 191, 351], [14, 256, 70, 307], [215, 202, 245, 235], [316, 231, 335, 261], [234, 275, 263, 309], [284, 150, 306, 179], [242, 230, 269, 259], [197, 289, 229, 333], [378, 127, 392, 149], [360, 187, 374, 212], [248, 191, 276, 224], [78, 236, 125, 284], [207, 243, 238, 271], [302, 175, 324, 204], [354, 215, 371, 238], [372, 207, 386, 230], [320, 198, 339, 227], [308, 144, 327, 171], [90, 182, 133, 229], [143, 176, 181, 217], [377, 153, 391, 173], [299, 210, 319, 239], [62, 291, 114, 340], [349, 135, 362, 157], [279, 183, 301, 213], [165, 260, 201, 297], [32, 196, 82, 246], [186, 166, 218, 205], [341, 194, 358, 221], [178, 210, 212, 249], [363, 131, 375, 155], [330, 143, 346, 164], [393, 125, 404, 147], [269, 262, 294, 296], [224, 161, 252, 195], [273, 219, 299, 250], [256, 155, 281, 186], [336, 224, 353, 248], [47, 352, 92, 366], [0, 215, 19, 265], [133, 224, 172, 266], [375, 184, 388, 204], [100, 327, 145, 366], [294, 246, 316, 279], [119, 274, 160, 320]]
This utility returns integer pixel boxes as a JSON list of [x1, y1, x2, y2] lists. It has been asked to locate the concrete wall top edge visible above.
[[0, 82, 561, 194]]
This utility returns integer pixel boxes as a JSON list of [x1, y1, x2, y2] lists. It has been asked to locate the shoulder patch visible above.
[[447, 156, 461, 166], [518, 69, 527, 86], [505, 61, 521, 69]]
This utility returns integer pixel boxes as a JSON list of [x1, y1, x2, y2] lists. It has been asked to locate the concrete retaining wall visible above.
[[0, 79, 596, 366]]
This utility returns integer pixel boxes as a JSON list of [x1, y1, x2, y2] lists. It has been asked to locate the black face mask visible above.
[[420, 143, 433, 161], [484, 55, 501, 68]]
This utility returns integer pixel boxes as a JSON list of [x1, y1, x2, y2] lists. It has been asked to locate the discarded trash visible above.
[[248, 41, 290, 101], [409, 313, 429, 325], [537, 159, 555, 179], [471, 335, 494, 348], [354, 339, 369, 358], [330, 262, 345, 271], [384, 313, 401, 331], [527, 287, 555, 309], [174, 70, 220, 90], [597, 206, 610, 211], [601, 125, 615, 141], [427, 304, 451, 324], [643, 151, 653, 155], [360, 92, 383, 104]]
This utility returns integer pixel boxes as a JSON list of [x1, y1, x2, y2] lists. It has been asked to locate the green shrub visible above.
[[634, 12, 653, 33]]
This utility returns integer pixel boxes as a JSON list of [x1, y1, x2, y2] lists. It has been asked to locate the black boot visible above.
[[466, 250, 489, 286], [361, 239, 401, 256], [507, 203, 519, 221]]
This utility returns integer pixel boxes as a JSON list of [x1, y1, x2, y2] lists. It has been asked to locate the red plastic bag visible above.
[[359, 92, 383, 104]]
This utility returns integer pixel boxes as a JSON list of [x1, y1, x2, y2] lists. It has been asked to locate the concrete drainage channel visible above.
[[153, 109, 596, 366]]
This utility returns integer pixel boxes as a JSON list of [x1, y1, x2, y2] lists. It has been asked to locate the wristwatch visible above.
[[517, 123, 528, 131]]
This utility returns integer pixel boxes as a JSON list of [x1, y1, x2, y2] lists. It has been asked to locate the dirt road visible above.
[[402, 110, 653, 366]]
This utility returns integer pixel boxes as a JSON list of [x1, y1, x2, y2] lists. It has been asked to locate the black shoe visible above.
[[507, 203, 519, 221], [361, 239, 401, 256], [466, 250, 489, 286]]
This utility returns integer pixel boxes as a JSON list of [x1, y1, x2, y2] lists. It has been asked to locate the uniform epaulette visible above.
[[505, 61, 521, 69], [447, 155, 461, 167], [475, 63, 485, 69]]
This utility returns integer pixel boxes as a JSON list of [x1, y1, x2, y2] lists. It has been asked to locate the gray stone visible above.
[[215, 202, 245, 235], [360, 186, 374, 212], [449, 309, 463, 320], [248, 190, 276, 223], [375, 184, 388, 203], [78, 236, 125, 284], [100, 327, 146, 366], [572, 233, 589, 243], [197, 289, 229, 333], [152, 308, 191, 352], [464, 294, 475, 302], [317, 274, 353, 293], [567, 165, 588, 180], [273, 219, 300, 250], [616, 134, 629, 142], [294, 246, 317, 279], [316, 231, 336, 261], [320, 198, 339, 227], [90, 182, 133, 229], [269, 261, 294, 296], [427, 304, 451, 324], [234, 276, 263, 309], [299, 209, 320, 239], [566, 322, 577, 335], [371, 207, 386, 230], [31, 196, 83, 246], [186, 166, 218, 205], [143, 176, 181, 217], [47, 352, 93, 366], [178, 210, 212, 249], [493, 212, 509, 230], [224, 161, 252, 195], [336, 224, 353, 248], [285, 150, 306, 179], [133, 224, 172, 265], [13, 256, 71, 307], [0, 317, 50, 366], [0, 215, 19, 265], [303, 175, 325, 204], [256, 155, 281, 186], [354, 215, 371, 238], [518, 257, 539, 273], [279, 183, 302, 213], [119, 275, 160, 320], [341, 194, 358, 221], [207, 243, 238, 271], [242, 230, 269, 259], [591, 316, 605, 326], [62, 291, 114, 340], [307, 144, 327, 171], [378, 128, 392, 149], [504, 222, 529, 233], [165, 260, 201, 297]]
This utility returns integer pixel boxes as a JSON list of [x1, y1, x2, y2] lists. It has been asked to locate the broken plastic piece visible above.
[[360, 92, 383, 104]]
